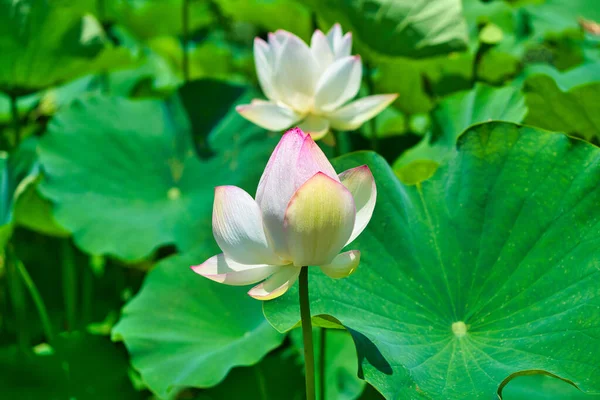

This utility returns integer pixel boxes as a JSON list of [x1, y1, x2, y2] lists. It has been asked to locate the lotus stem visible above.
[[9, 92, 20, 147], [299, 267, 316, 400], [320, 327, 326, 400], [15, 256, 54, 343]]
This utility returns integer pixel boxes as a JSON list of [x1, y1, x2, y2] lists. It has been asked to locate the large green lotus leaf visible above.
[[290, 328, 366, 400], [38, 80, 278, 260], [518, 63, 600, 92], [524, 74, 600, 142], [0, 332, 142, 400], [111, 249, 285, 398], [264, 122, 600, 399], [503, 375, 600, 400], [393, 84, 527, 181], [308, 0, 468, 59], [0, 0, 132, 93], [524, 0, 600, 38]]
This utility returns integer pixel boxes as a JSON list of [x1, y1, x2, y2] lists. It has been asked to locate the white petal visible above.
[[310, 29, 334, 74], [338, 165, 377, 245], [298, 114, 330, 140], [326, 23, 343, 50], [267, 32, 284, 66], [272, 32, 319, 112], [314, 56, 362, 112], [320, 250, 360, 279], [254, 38, 279, 102], [256, 129, 339, 259], [248, 266, 302, 300], [326, 94, 398, 130], [191, 254, 281, 286], [334, 32, 353, 60], [271, 30, 288, 45], [236, 101, 302, 131], [284, 172, 355, 266], [212, 186, 282, 265]]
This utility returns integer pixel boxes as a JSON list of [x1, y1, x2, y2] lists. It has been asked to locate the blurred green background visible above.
[[0, 0, 599, 399]]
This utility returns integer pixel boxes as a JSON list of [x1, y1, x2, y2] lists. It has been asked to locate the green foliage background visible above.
[[0, 0, 599, 399]]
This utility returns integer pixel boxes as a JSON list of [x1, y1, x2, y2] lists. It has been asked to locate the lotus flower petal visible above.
[[310, 29, 334, 74], [254, 38, 279, 102], [191, 254, 281, 286], [338, 166, 377, 245], [212, 185, 282, 265], [248, 266, 302, 300], [272, 32, 319, 112], [298, 114, 330, 140], [314, 56, 362, 112], [256, 129, 338, 259], [320, 250, 360, 279], [326, 23, 343, 51], [327, 94, 398, 130], [284, 172, 355, 266], [334, 32, 352, 59], [236, 101, 302, 131]]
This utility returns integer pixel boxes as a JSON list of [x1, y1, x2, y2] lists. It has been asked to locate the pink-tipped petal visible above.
[[326, 94, 398, 130], [253, 38, 279, 102], [269, 31, 287, 46], [272, 32, 319, 112], [334, 32, 352, 59], [326, 23, 343, 51], [298, 115, 330, 140], [236, 101, 302, 131], [191, 254, 281, 286], [284, 172, 355, 267], [338, 165, 377, 245], [310, 29, 334, 73], [320, 250, 360, 279], [256, 129, 338, 259], [295, 133, 338, 185], [212, 186, 281, 265], [248, 266, 302, 300], [313, 56, 362, 112]]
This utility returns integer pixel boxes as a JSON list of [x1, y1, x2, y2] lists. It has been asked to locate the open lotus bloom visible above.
[[236, 24, 398, 140], [191, 128, 376, 300]]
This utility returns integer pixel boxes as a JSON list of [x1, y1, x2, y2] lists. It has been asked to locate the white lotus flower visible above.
[[191, 128, 377, 300], [236, 24, 398, 140]]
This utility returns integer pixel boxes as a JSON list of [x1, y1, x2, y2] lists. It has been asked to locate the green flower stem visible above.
[[319, 327, 326, 400], [182, 0, 190, 82], [299, 267, 316, 400], [61, 240, 77, 331], [5, 246, 28, 351], [9, 92, 20, 147], [14, 256, 54, 343]]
